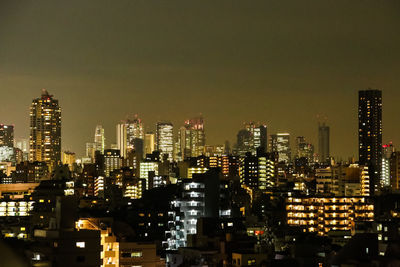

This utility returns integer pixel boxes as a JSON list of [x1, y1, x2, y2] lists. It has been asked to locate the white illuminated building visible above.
[[0, 200, 34, 217], [270, 133, 291, 163], [94, 125, 105, 154], [164, 181, 205, 250], [156, 122, 174, 161], [381, 144, 394, 187], [139, 161, 159, 190], [0, 146, 14, 162], [164, 176, 232, 250]]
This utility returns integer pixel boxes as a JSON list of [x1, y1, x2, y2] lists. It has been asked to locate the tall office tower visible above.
[[235, 129, 252, 156], [116, 123, 127, 158], [29, 89, 61, 172], [0, 124, 14, 147], [176, 116, 205, 158], [318, 123, 330, 164], [382, 143, 394, 187], [144, 132, 155, 155], [358, 89, 382, 194], [296, 136, 314, 163], [94, 125, 105, 154], [117, 116, 144, 158], [235, 122, 267, 156], [86, 142, 96, 162], [255, 124, 268, 153], [156, 122, 174, 161], [15, 138, 28, 153], [186, 116, 206, 157], [269, 133, 291, 163], [177, 126, 191, 160], [15, 138, 29, 161]]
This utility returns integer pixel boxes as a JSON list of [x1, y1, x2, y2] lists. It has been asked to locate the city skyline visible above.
[[1, 1, 400, 158], [1, 2, 400, 265], [0, 88, 396, 159]]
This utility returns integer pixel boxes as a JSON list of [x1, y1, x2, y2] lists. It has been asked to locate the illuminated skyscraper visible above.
[[0, 124, 14, 147], [156, 122, 174, 161], [382, 143, 394, 187], [86, 142, 96, 162], [270, 133, 291, 163], [236, 129, 252, 156], [177, 126, 191, 160], [94, 125, 105, 154], [253, 124, 268, 153], [235, 122, 267, 156], [358, 89, 382, 194], [117, 115, 144, 158], [144, 132, 155, 155], [296, 136, 314, 163], [318, 123, 330, 164], [178, 116, 205, 158], [29, 89, 61, 171]]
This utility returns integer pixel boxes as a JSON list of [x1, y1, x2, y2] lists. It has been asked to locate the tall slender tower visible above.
[[156, 122, 174, 161], [29, 89, 61, 172], [318, 123, 330, 164], [358, 89, 382, 194], [94, 125, 105, 154]]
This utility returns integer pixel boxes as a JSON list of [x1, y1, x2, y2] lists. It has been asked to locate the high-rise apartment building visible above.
[[94, 125, 105, 154], [104, 149, 121, 177], [318, 123, 330, 164], [240, 151, 275, 190], [156, 122, 174, 161], [0, 124, 14, 147], [29, 89, 61, 171], [358, 89, 382, 194], [270, 133, 291, 163]]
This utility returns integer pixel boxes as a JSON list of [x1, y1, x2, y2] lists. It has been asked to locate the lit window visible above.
[[131, 251, 143, 258], [76, 242, 85, 248]]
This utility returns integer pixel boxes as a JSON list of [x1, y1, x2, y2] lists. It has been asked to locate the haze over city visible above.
[[1, 0, 400, 158]]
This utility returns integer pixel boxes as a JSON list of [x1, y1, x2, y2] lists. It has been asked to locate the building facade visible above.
[[29, 89, 61, 172], [358, 89, 382, 194], [318, 123, 330, 164], [156, 122, 174, 161]]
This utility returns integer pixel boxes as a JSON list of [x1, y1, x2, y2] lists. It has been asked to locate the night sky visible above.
[[0, 0, 399, 158]]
